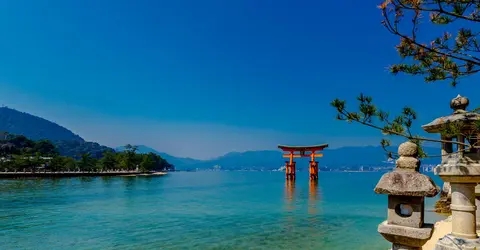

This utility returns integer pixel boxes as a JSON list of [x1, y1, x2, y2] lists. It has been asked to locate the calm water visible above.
[[0, 171, 445, 250]]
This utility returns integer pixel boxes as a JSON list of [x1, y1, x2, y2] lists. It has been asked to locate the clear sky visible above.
[[0, 0, 478, 159]]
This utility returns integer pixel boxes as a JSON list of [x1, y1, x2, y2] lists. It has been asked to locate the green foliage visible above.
[[379, 0, 480, 86], [0, 133, 173, 173], [7, 135, 35, 152], [100, 151, 117, 171], [146, 152, 174, 172], [441, 121, 464, 138], [64, 157, 77, 170], [0, 134, 59, 157], [48, 156, 75, 171], [33, 140, 58, 156], [331, 94, 428, 158], [139, 153, 156, 172], [54, 140, 113, 159], [78, 153, 97, 171], [13, 155, 34, 170], [332, 92, 480, 159], [118, 144, 139, 170]]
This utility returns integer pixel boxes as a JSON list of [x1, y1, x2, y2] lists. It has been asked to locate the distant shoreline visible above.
[[0, 171, 168, 179], [176, 169, 401, 173]]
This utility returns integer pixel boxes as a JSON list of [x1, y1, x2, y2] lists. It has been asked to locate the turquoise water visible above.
[[0, 172, 445, 250]]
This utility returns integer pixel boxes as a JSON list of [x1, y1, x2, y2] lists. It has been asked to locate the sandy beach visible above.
[[422, 216, 452, 250]]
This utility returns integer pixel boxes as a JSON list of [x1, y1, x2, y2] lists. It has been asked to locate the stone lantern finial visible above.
[[450, 94, 469, 113], [397, 141, 420, 172]]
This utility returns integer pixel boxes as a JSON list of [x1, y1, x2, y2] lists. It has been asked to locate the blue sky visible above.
[[0, 0, 478, 159]]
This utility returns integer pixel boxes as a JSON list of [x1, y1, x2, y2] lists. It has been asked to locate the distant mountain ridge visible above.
[[117, 144, 442, 171], [0, 107, 113, 158], [115, 145, 202, 167], [0, 107, 83, 141]]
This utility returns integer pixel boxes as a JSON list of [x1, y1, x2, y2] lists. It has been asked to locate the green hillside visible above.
[[0, 107, 83, 141], [0, 107, 112, 159]]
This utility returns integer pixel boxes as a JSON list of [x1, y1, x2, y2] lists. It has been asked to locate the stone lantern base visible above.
[[378, 221, 434, 249], [435, 234, 480, 250]]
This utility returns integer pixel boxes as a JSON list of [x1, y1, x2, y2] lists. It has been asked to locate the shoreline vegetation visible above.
[[0, 133, 174, 177], [0, 170, 167, 179]]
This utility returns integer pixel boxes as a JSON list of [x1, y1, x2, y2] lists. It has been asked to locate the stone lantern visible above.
[[422, 94, 480, 249], [375, 141, 439, 250]]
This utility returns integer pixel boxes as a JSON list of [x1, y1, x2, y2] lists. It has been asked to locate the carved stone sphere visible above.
[[398, 141, 418, 157], [450, 94, 469, 111]]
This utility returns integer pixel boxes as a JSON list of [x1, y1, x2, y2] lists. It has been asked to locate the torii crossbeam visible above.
[[278, 144, 329, 180]]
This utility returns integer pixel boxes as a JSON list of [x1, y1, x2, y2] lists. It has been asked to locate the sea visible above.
[[0, 171, 446, 250]]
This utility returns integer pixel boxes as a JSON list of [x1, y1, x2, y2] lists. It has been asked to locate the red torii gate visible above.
[[278, 144, 329, 180]]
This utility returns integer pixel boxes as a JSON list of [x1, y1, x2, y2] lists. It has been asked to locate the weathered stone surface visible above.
[[375, 171, 439, 197], [392, 244, 421, 250], [378, 221, 434, 247], [450, 183, 478, 239], [388, 196, 424, 228], [396, 156, 420, 171], [476, 184, 480, 229], [434, 153, 480, 180], [435, 234, 480, 250], [442, 182, 452, 199], [476, 193, 480, 229], [423, 95, 480, 133], [396, 142, 421, 171], [422, 112, 480, 133], [450, 94, 469, 111], [398, 142, 418, 157]]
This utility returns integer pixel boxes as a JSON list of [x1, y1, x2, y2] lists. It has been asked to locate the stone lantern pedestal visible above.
[[375, 142, 439, 250], [434, 152, 480, 249]]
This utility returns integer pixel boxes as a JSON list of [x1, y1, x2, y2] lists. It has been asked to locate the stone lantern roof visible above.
[[374, 171, 438, 197], [374, 142, 439, 197], [422, 95, 480, 133]]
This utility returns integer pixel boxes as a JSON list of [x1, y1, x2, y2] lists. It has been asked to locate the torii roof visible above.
[[278, 144, 329, 152]]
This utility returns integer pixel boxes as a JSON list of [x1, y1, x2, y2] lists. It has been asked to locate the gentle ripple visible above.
[[0, 171, 445, 249]]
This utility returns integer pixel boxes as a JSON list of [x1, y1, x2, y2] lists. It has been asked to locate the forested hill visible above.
[[0, 107, 83, 142], [0, 107, 114, 158]]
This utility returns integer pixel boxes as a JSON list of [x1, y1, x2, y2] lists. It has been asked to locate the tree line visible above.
[[0, 133, 174, 173]]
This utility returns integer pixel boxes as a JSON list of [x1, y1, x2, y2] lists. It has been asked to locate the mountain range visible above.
[[0, 106, 441, 169], [116, 145, 441, 171]]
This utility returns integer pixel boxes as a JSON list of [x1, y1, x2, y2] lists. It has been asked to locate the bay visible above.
[[0, 171, 445, 249]]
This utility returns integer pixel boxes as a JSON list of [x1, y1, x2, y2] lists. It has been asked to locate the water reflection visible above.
[[284, 179, 295, 212], [79, 176, 94, 182], [100, 176, 114, 189], [122, 176, 138, 190], [283, 179, 296, 233], [308, 180, 320, 218], [282, 179, 323, 233]]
